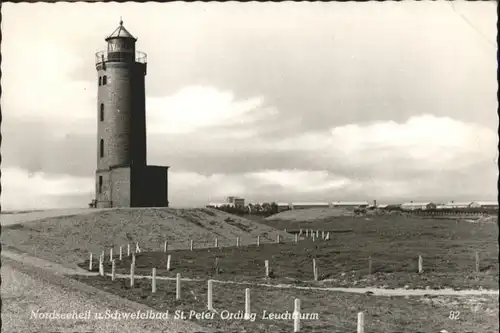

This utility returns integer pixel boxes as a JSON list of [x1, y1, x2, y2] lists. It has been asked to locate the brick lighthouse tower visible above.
[[94, 20, 169, 208]]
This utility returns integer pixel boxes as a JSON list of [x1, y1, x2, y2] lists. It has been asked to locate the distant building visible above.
[[401, 202, 437, 211], [207, 202, 234, 208], [444, 201, 472, 209], [234, 198, 245, 209], [376, 204, 389, 209], [470, 201, 499, 210], [291, 202, 330, 210], [331, 201, 370, 208], [277, 202, 292, 212]]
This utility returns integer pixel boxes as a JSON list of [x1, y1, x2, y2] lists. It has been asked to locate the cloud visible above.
[[2, 168, 94, 211], [147, 85, 269, 134]]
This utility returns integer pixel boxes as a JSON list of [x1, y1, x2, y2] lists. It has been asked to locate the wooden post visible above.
[[152, 268, 157, 293], [357, 312, 364, 333], [368, 256, 372, 275], [475, 251, 480, 273], [244, 288, 251, 320], [295, 233, 298, 243], [111, 260, 116, 281], [215, 257, 220, 274], [257, 236, 260, 247], [130, 261, 135, 287], [167, 254, 171, 271], [293, 298, 301, 332], [127, 243, 130, 257], [176, 273, 181, 300], [265, 260, 270, 278], [215, 237, 218, 248], [119, 246, 123, 261], [313, 259, 318, 281], [276, 234, 280, 244], [89, 252, 93, 271], [164, 240, 168, 253], [109, 248, 113, 262], [207, 280, 213, 310], [236, 237, 240, 247], [418, 255, 423, 273], [190, 240, 193, 251]]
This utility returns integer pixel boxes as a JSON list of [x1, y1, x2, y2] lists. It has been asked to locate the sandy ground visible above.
[[1, 256, 212, 333]]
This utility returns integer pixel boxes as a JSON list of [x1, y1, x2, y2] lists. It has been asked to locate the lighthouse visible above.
[[94, 20, 169, 208]]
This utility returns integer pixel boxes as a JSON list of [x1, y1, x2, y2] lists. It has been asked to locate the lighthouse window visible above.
[[98, 176, 103, 193], [100, 103, 104, 121], [102, 75, 107, 85], [100, 139, 104, 158], [98, 76, 102, 86]]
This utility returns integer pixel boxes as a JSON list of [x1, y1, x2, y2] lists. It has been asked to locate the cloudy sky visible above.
[[2, 1, 497, 210]]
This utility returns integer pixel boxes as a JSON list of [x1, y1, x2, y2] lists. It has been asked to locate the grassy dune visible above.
[[1, 208, 288, 267]]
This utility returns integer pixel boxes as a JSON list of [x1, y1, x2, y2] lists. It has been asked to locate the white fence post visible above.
[[236, 237, 240, 247], [176, 273, 181, 300], [265, 260, 270, 278], [326, 232, 330, 240], [276, 234, 280, 244], [257, 236, 260, 247], [164, 240, 168, 253], [130, 261, 135, 287], [312, 233, 315, 242], [357, 312, 364, 333], [295, 233, 298, 243], [135, 242, 141, 253], [167, 254, 171, 271], [313, 259, 318, 281], [475, 251, 480, 273], [190, 240, 193, 251], [109, 248, 113, 262], [418, 255, 423, 273], [111, 259, 116, 281], [244, 288, 251, 320], [322, 231, 325, 240], [89, 252, 93, 271], [293, 298, 301, 332], [152, 268, 157, 293], [215, 237, 218, 248], [207, 280, 213, 310], [99, 254, 104, 276], [299, 228, 303, 236], [127, 243, 130, 257], [119, 246, 123, 261]]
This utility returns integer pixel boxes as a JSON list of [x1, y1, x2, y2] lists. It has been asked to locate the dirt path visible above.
[[1, 254, 213, 333], [102, 272, 500, 297]]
